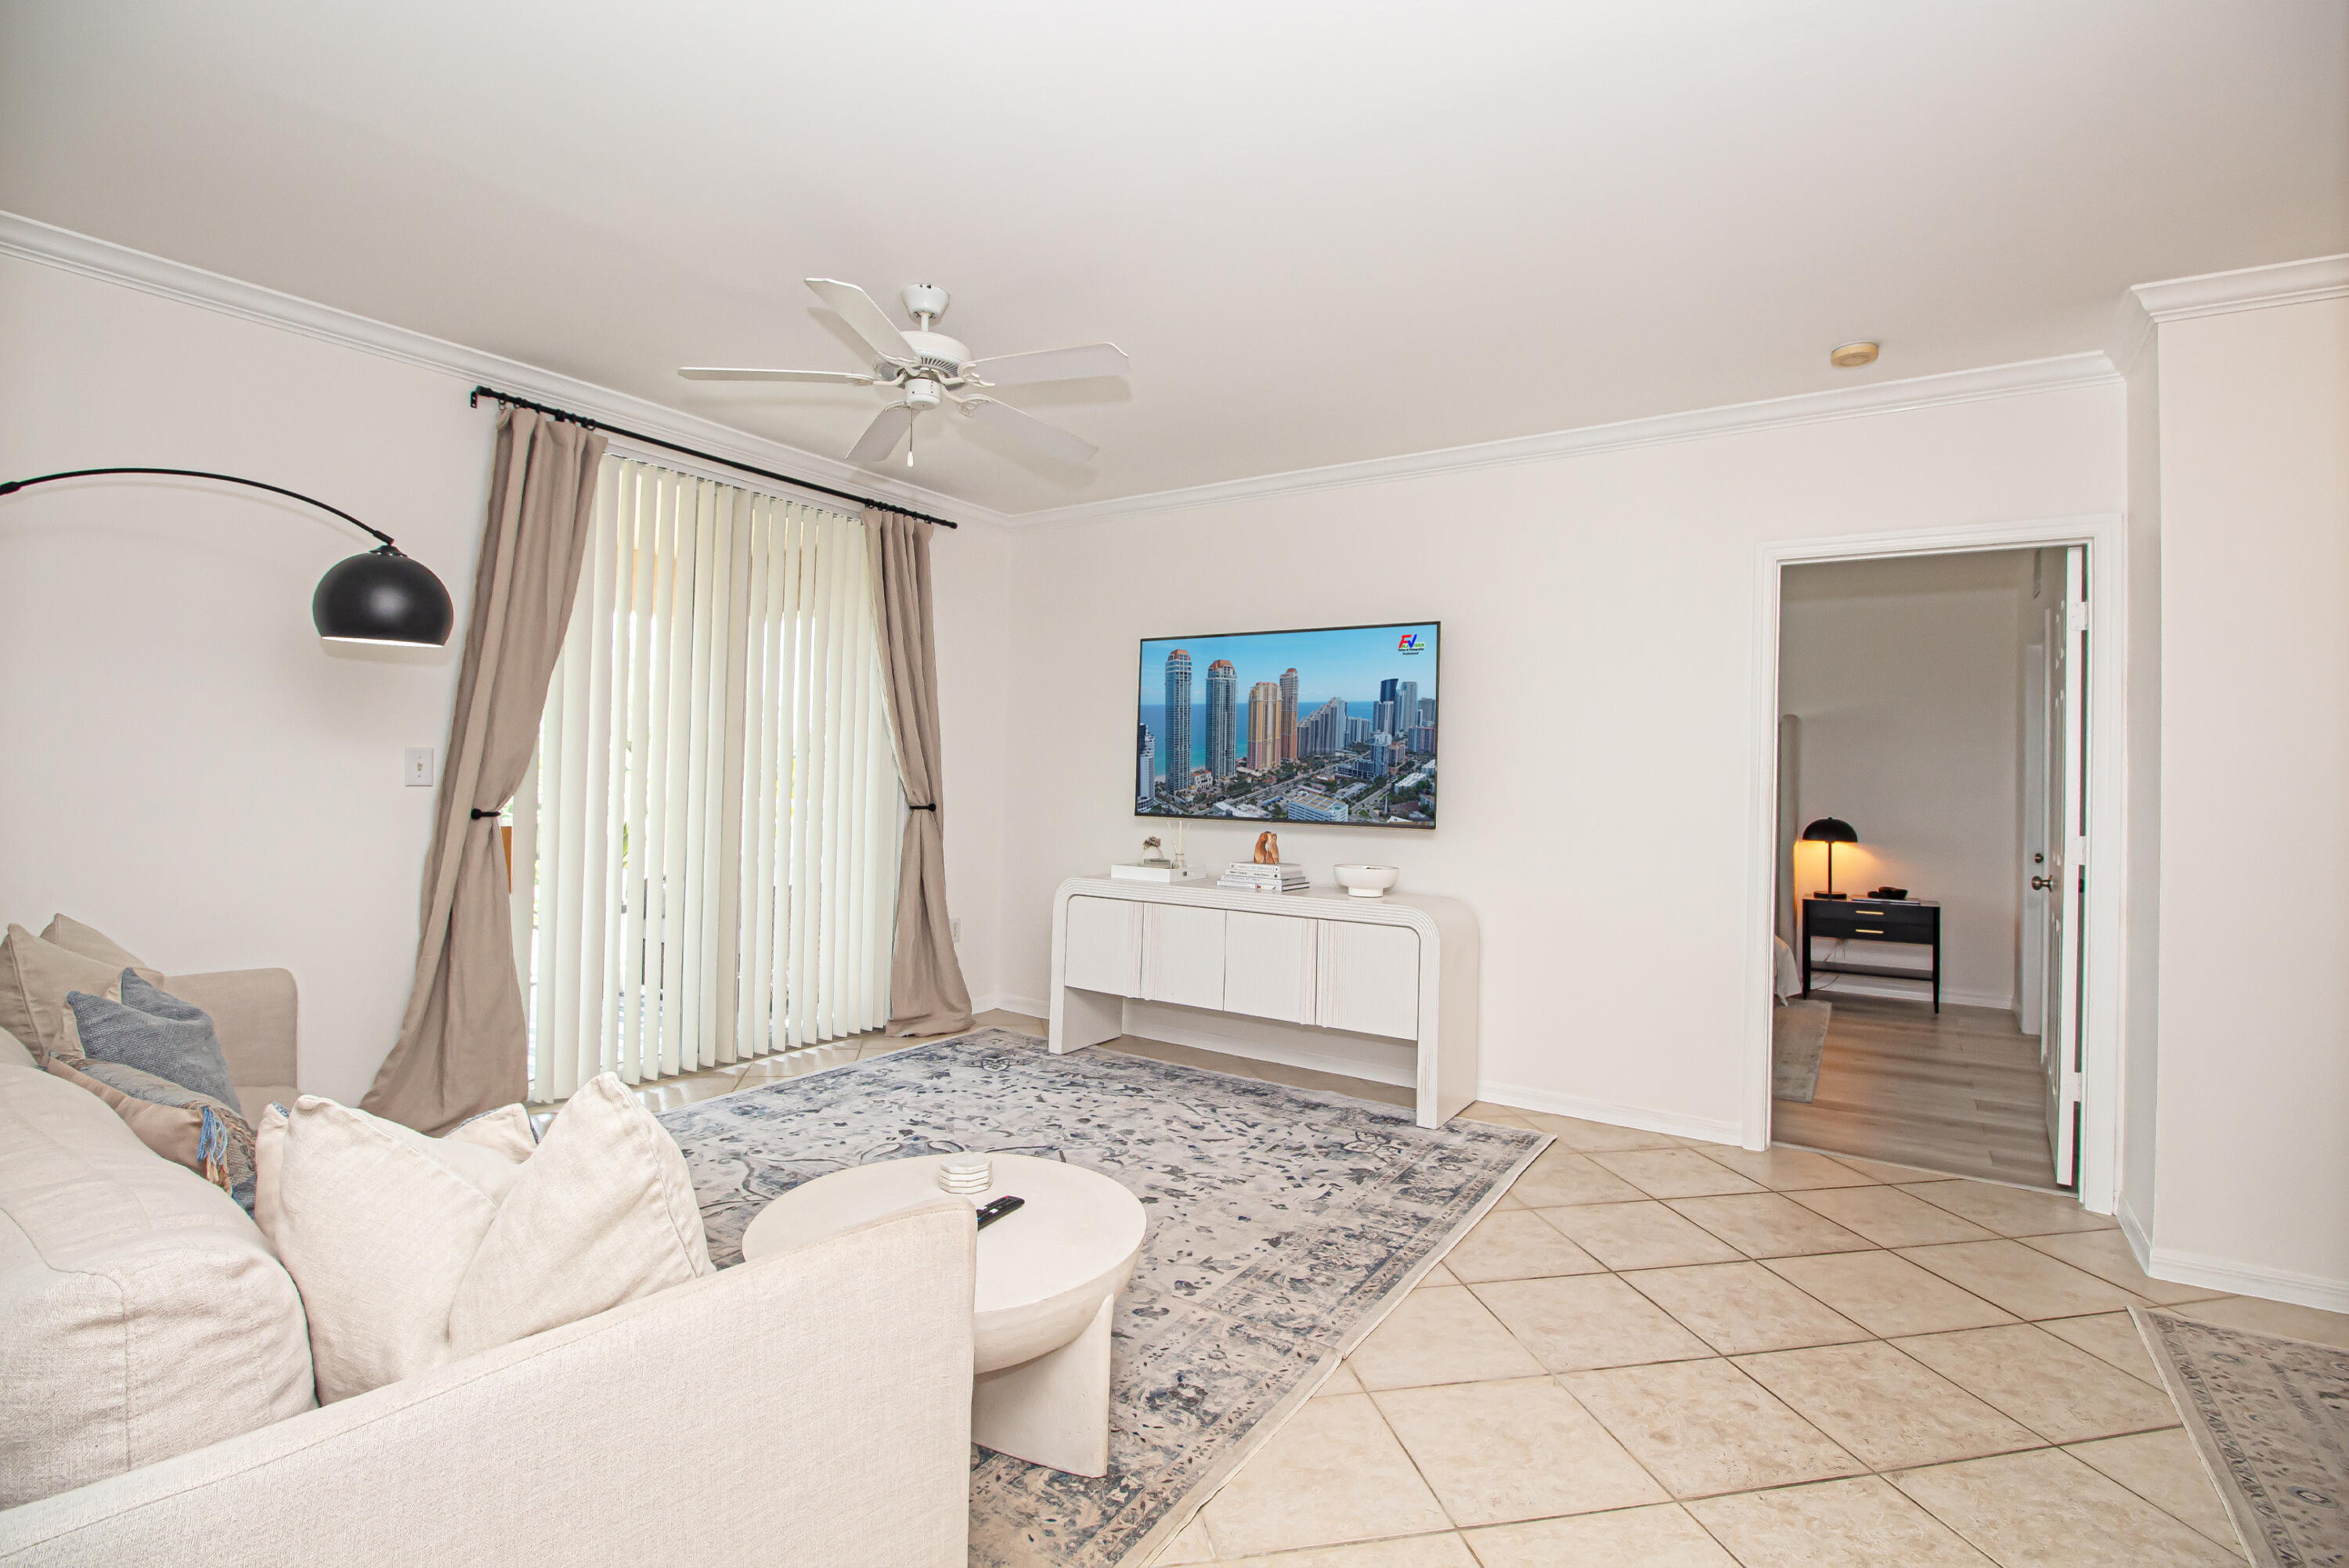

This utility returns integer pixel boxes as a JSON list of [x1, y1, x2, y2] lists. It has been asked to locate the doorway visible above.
[[1761, 542, 2091, 1190]]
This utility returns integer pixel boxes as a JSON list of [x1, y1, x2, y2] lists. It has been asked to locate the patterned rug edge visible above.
[[2127, 1305, 2271, 1566], [709, 1028, 1555, 1568], [1115, 1123, 1554, 1568]]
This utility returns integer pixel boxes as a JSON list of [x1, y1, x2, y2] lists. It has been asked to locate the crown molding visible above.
[[0, 210, 1012, 531], [2131, 252, 2349, 323], [1012, 351, 2119, 529]]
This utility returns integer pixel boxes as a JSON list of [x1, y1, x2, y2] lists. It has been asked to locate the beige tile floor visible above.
[[1139, 1090, 2349, 1567], [562, 1014, 2349, 1568]]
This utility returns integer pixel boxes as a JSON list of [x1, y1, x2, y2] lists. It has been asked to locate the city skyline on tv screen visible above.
[[1135, 622, 1438, 830]]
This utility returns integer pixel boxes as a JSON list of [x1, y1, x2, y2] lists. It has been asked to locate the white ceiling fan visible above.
[[681, 279, 1128, 470]]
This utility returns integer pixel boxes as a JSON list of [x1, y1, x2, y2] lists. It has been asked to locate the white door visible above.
[[1225, 910, 1317, 1023], [1317, 921, 1420, 1039], [2042, 547, 2087, 1188], [2018, 633, 2050, 1034], [1063, 896, 1142, 997], [1142, 904, 1226, 1010]]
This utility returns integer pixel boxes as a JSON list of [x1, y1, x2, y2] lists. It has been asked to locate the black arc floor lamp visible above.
[[0, 467, 454, 647], [1802, 816, 1858, 898]]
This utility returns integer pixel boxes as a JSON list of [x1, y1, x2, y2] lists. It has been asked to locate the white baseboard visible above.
[[971, 993, 1049, 1022], [2143, 1245, 2349, 1314], [2116, 1195, 2154, 1271], [1476, 1080, 1744, 1148], [1806, 977, 2015, 1011]]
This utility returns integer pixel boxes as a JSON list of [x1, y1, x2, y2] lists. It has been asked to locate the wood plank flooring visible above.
[[1773, 989, 2060, 1188]]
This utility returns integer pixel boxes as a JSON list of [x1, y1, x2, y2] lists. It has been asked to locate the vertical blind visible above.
[[512, 455, 901, 1101]]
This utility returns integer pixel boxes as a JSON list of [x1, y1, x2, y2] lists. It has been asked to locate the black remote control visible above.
[[974, 1195, 1024, 1231]]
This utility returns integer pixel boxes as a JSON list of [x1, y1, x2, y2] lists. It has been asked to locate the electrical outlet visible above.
[[951, 916, 962, 943], [403, 747, 435, 788]]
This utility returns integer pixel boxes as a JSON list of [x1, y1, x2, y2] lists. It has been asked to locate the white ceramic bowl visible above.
[[1333, 863, 1400, 898]]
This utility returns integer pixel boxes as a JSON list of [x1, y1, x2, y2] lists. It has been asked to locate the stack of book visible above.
[[1218, 861, 1309, 892]]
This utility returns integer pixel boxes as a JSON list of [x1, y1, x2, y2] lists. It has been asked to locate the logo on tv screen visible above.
[[1397, 632, 1425, 654]]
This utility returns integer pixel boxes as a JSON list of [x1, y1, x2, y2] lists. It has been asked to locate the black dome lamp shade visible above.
[[0, 467, 454, 648], [1801, 816, 1859, 898]]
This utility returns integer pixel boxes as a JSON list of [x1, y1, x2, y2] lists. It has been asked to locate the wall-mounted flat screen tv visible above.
[[1136, 621, 1439, 829]]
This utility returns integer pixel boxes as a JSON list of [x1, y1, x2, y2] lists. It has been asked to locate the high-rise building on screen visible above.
[[1163, 648, 1193, 792], [1205, 660, 1238, 778], [1393, 681, 1418, 746], [1301, 696, 1347, 756], [1247, 681, 1282, 771], [1417, 696, 1437, 727], [1136, 724, 1155, 806], [1279, 668, 1300, 762], [1373, 698, 1397, 736], [1345, 715, 1372, 745]]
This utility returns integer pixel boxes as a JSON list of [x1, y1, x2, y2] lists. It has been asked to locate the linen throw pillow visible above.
[[37, 914, 164, 986], [0, 925, 128, 1060], [67, 972, 242, 1115], [447, 1073, 713, 1357], [45, 1052, 259, 1213], [270, 1076, 707, 1402]]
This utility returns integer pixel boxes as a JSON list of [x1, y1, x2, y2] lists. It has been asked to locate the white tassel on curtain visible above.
[[513, 456, 900, 1099]]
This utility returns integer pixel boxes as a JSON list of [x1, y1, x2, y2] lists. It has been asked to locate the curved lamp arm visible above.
[[0, 465, 454, 647]]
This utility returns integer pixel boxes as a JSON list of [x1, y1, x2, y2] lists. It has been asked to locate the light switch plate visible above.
[[404, 747, 435, 787]]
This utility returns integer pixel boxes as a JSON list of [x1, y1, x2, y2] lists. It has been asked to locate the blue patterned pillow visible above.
[[54, 1051, 258, 1213], [67, 971, 241, 1115]]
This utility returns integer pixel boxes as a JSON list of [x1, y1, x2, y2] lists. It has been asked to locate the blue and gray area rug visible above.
[[658, 1028, 1547, 1568]]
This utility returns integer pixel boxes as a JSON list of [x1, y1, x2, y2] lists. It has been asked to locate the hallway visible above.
[[1774, 993, 2059, 1189]]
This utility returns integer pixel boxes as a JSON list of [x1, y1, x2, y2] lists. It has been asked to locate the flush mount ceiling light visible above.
[[0, 466, 455, 647], [1830, 341, 1881, 369]]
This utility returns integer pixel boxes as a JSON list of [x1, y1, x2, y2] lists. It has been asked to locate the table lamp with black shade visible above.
[[1802, 816, 1857, 898], [0, 467, 454, 647]]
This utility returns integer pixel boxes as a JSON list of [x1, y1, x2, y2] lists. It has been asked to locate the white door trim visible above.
[[1742, 513, 2129, 1215]]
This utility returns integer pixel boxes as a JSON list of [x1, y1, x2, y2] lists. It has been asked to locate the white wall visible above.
[[2150, 291, 2349, 1304], [997, 386, 2126, 1138], [0, 253, 1009, 1099], [1778, 550, 2031, 1009], [2119, 328, 2163, 1242]]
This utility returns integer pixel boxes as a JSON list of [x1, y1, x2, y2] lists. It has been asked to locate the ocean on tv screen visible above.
[[1134, 622, 1438, 829]]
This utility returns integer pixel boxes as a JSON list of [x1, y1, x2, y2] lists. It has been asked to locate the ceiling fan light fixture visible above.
[[1831, 341, 1881, 369]]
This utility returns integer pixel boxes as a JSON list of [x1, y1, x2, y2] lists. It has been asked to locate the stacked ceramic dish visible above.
[[936, 1157, 992, 1196]]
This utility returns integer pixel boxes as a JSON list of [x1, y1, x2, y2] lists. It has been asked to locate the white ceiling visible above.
[[3, 2, 2343, 515]]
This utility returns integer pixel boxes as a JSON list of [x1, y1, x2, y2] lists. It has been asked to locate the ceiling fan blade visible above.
[[848, 404, 916, 465], [966, 342, 1130, 386], [959, 396, 1097, 464], [678, 366, 877, 384], [805, 279, 919, 367]]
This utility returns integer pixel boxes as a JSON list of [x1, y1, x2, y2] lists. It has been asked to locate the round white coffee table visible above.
[[739, 1152, 1146, 1477]]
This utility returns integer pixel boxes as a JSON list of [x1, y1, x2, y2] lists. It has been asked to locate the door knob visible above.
[[2030, 875, 2052, 891]]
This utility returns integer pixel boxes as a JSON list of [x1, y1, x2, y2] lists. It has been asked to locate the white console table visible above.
[[1048, 877, 1480, 1129]]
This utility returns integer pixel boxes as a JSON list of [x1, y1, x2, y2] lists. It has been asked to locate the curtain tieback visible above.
[[470, 808, 503, 821], [907, 802, 937, 812]]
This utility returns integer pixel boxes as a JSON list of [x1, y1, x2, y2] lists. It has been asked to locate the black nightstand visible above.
[[1802, 896, 1943, 1012]]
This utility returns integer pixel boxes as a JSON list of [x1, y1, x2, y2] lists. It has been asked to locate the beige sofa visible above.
[[0, 968, 977, 1566]]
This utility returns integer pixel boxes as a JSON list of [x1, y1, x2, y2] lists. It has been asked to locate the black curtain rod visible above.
[[467, 385, 958, 530]]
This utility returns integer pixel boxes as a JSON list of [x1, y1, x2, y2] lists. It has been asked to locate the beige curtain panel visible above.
[[866, 509, 974, 1036], [365, 409, 608, 1131]]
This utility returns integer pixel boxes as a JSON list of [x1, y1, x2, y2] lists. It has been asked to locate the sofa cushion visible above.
[[0, 1062, 315, 1508], [448, 1073, 713, 1359], [67, 972, 243, 1116], [0, 926, 126, 1062], [272, 1076, 709, 1402], [47, 1053, 259, 1213], [0, 1026, 31, 1070], [269, 1096, 527, 1400], [37, 914, 164, 986]]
